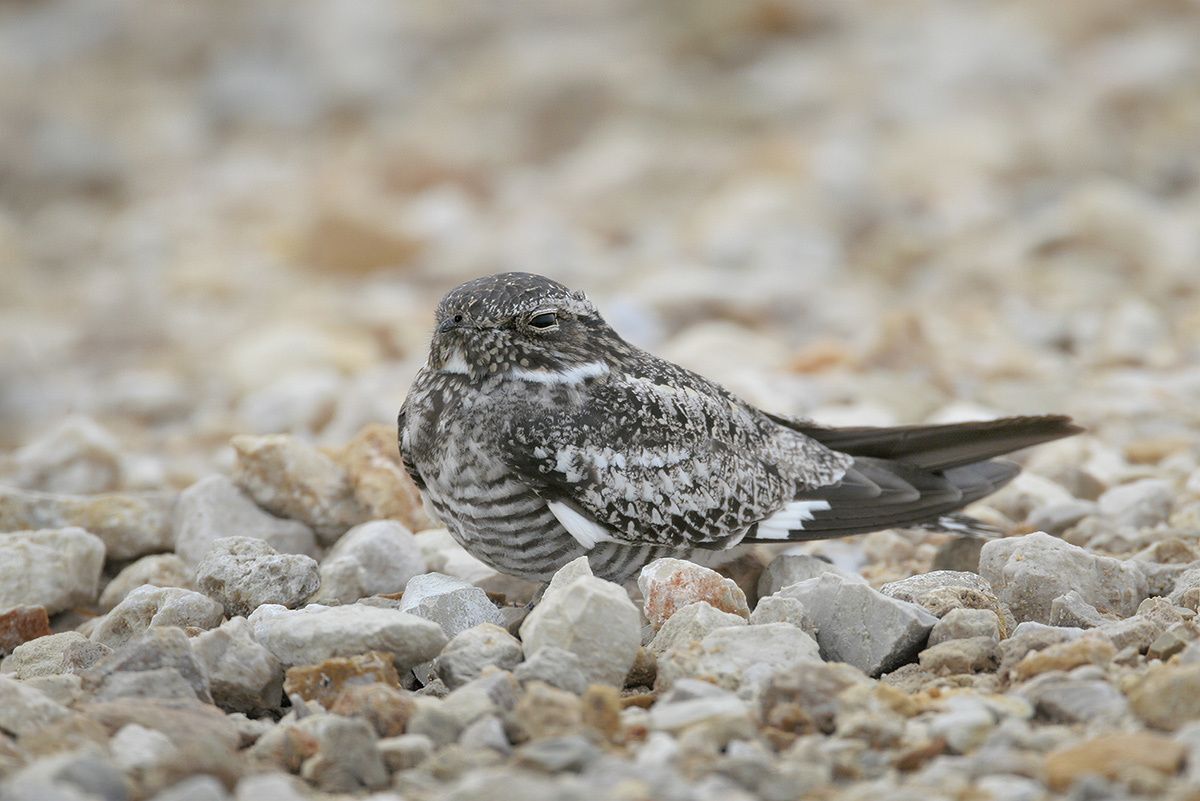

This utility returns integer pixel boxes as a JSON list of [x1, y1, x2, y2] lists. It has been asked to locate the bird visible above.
[[398, 272, 1082, 584]]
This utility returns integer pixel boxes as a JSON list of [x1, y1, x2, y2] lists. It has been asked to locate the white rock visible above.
[[656, 623, 821, 695], [173, 475, 318, 565], [435, 623, 523, 690], [0, 673, 74, 737], [191, 617, 284, 713], [749, 595, 816, 634], [0, 485, 174, 561], [929, 608, 1002, 646], [757, 553, 865, 598], [317, 520, 425, 603], [519, 574, 640, 687], [0, 527, 105, 614], [398, 573, 503, 638], [979, 531, 1149, 623], [649, 601, 746, 657], [194, 536, 320, 617], [91, 585, 224, 649], [7, 416, 123, 494], [1, 632, 111, 678], [779, 573, 938, 676], [513, 646, 589, 695], [99, 553, 194, 611], [252, 603, 447, 669]]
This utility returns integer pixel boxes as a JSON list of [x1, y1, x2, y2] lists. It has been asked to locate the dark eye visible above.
[[453, 313, 464, 323], [528, 311, 557, 330]]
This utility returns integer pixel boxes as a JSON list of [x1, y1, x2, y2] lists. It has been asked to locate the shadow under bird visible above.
[[398, 272, 1081, 584]]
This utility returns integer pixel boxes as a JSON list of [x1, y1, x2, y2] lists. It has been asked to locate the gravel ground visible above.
[[3, 2, 1200, 800]]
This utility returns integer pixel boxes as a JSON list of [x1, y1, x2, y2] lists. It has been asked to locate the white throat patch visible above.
[[509, 360, 609, 385], [440, 349, 470, 375]]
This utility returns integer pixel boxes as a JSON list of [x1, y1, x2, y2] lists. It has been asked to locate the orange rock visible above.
[[283, 651, 400, 708], [0, 606, 50, 656], [1045, 732, 1184, 791], [580, 685, 622, 743], [638, 558, 750, 631], [330, 682, 415, 737]]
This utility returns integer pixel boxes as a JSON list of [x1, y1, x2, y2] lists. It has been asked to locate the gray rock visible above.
[[406, 696, 463, 747], [648, 601, 746, 657], [1098, 479, 1174, 529], [296, 714, 389, 792], [513, 646, 589, 695], [173, 475, 317, 566], [111, 721, 180, 783], [91, 585, 224, 650], [148, 775, 231, 801], [932, 537, 985, 573], [0, 673, 75, 737], [378, 733, 434, 772], [979, 532, 1148, 623], [316, 520, 426, 603], [435, 623, 523, 690], [0, 485, 174, 561], [441, 672, 520, 729], [1169, 566, 1200, 609], [929, 608, 1001, 646], [399, 572, 503, 638], [0, 527, 105, 614], [191, 617, 283, 713], [1098, 616, 1165, 653], [1049, 590, 1112, 628], [519, 573, 641, 687], [1, 631, 112, 678], [1027, 500, 1097, 536], [514, 735, 601, 773], [194, 536, 320, 617], [86, 626, 212, 703], [99, 554, 194, 612], [459, 715, 512, 755], [251, 602, 447, 669], [657, 623, 821, 694], [779, 573, 938, 676], [879, 570, 1005, 622], [748, 595, 815, 634], [1018, 675, 1129, 724], [4, 750, 128, 801], [757, 553, 863, 598]]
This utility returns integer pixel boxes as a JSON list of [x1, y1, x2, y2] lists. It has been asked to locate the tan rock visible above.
[[513, 681, 583, 741], [284, 651, 400, 708], [330, 682, 415, 737], [1044, 732, 1184, 791], [1012, 635, 1115, 681], [918, 637, 1000, 675], [231, 434, 367, 544], [337, 423, 432, 531], [1128, 663, 1200, 731]]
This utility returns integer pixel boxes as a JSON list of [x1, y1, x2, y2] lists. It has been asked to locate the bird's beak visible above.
[[438, 318, 458, 334]]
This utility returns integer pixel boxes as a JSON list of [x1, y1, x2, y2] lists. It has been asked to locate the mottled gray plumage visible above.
[[399, 273, 1080, 583]]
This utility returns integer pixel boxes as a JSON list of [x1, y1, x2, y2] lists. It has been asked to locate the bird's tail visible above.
[[746, 415, 1081, 542]]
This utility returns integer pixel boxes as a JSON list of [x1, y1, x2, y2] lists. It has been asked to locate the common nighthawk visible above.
[[398, 272, 1080, 584]]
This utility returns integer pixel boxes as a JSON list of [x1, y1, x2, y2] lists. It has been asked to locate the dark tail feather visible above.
[[745, 456, 1019, 543], [765, 413, 1083, 471]]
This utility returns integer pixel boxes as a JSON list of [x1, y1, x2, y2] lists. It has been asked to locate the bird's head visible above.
[[428, 272, 620, 382]]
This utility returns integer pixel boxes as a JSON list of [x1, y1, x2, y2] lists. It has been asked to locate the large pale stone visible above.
[[0, 527, 105, 614]]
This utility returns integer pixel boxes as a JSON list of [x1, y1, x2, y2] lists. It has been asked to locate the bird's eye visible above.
[[528, 311, 557, 330], [453, 313, 464, 323]]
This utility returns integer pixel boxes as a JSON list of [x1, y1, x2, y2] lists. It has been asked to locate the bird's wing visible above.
[[396, 400, 426, 490], [500, 373, 850, 548]]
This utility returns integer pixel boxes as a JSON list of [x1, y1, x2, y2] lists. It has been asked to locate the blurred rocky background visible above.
[[3, 0, 1197, 480]]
